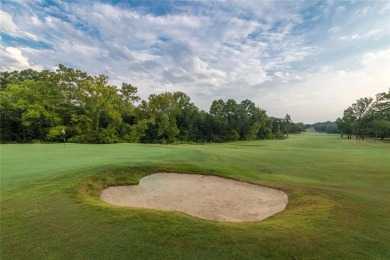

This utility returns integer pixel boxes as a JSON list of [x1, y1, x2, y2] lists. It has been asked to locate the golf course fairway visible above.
[[1, 132, 389, 259]]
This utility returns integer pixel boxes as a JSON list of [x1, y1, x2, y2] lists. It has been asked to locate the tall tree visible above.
[[367, 89, 390, 140], [239, 99, 266, 140], [1, 73, 63, 142], [172, 92, 199, 142], [351, 97, 374, 139], [283, 114, 292, 137], [140, 92, 181, 143], [2, 66, 313, 144], [371, 90, 390, 120], [209, 99, 228, 142], [337, 107, 356, 139], [336, 90, 390, 140]]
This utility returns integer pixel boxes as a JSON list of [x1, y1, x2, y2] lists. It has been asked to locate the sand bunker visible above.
[[100, 173, 288, 222]]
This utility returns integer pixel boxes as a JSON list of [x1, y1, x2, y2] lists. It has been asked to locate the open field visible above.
[[1, 132, 389, 259]]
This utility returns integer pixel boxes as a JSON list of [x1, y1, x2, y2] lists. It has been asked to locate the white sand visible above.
[[100, 173, 288, 222]]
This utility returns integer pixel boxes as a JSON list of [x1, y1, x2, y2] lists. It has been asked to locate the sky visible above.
[[1, 0, 389, 123]]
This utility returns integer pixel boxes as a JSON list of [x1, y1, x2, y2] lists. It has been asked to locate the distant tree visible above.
[[337, 107, 356, 139], [140, 93, 177, 143], [1, 65, 305, 144], [209, 99, 228, 142], [208, 98, 268, 142], [290, 122, 306, 134], [224, 99, 240, 141], [309, 121, 338, 134], [262, 117, 274, 139], [283, 114, 292, 137], [239, 99, 267, 140], [335, 89, 390, 141], [172, 92, 200, 142], [270, 117, 284, 139], [351, 97, 374, 140], [371, 90, 390, 120], [369, 119, 390, 141], [366, 90, 390, 140]]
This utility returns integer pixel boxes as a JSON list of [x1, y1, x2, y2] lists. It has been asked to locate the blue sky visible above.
[[1, 0, 389, 123]]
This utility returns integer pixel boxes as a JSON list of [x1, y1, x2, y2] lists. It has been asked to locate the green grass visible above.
[[1, 132, 390, 259]]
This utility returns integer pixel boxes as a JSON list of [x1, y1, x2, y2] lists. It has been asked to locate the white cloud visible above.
[[361, 49, 390, 69], [30, 15, 41, 26], [0, 9, 37, 40], [0, 10, 18, 33], [253, 49, 390, 123], [338, 28, 383, 41], [0, 46, 42, 71], [1, 1, 389, 122]]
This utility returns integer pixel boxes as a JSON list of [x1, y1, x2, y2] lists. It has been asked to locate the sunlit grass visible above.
[[1, 132, 389, 259]]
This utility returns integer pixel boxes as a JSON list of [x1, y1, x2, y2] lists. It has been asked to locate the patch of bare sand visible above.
[[100, 173, 288, 222]]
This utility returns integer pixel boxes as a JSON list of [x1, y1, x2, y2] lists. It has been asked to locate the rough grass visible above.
[[1, 132, 389, 259]]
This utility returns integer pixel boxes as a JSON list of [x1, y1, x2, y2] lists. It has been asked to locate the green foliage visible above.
[[335, 89, 390, 140], [309, 121, 338, 134], [46, 125, 66, 141], [1, 66, 304, 144]]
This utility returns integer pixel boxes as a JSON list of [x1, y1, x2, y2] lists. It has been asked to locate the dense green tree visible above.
[[351, 97, 374, 139], [139, 92, 183, 143], [208, 99, 269, 142], [335, 90, 390, 140], [1, 74, 63, 142], [369, 119, 390, 141], [283, 114, 292, 137], [1, 66, 304, 144], [172, 92, 200, 142], [262, 117, 274, 139], [290, 122, 306, 134], [209, 99, 228, 142], [336, 107, 355, 139], [367, 90, 390, 140], [271, 117, 284, 138], [309, 121, 338, 134], [238, 99, 266, 140]]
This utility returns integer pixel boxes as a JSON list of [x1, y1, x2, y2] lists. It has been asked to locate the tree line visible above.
[[0, 65, 305, 144], [305, 121, 338, 134], [335, 90, 390, 140]]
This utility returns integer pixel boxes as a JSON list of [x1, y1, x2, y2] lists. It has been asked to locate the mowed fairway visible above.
[[1, 132, 389, 259]]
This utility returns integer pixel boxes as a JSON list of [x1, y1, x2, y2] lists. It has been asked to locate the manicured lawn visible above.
[[1, 132, 389, 259]]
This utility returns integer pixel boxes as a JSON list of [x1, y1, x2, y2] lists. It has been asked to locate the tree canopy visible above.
[[307, 121, 338, 134], [1, 65, 305, 143], [335, 90, 390, 140]]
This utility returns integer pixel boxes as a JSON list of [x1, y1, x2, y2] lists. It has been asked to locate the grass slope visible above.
[[1, 132, 389, 259]]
